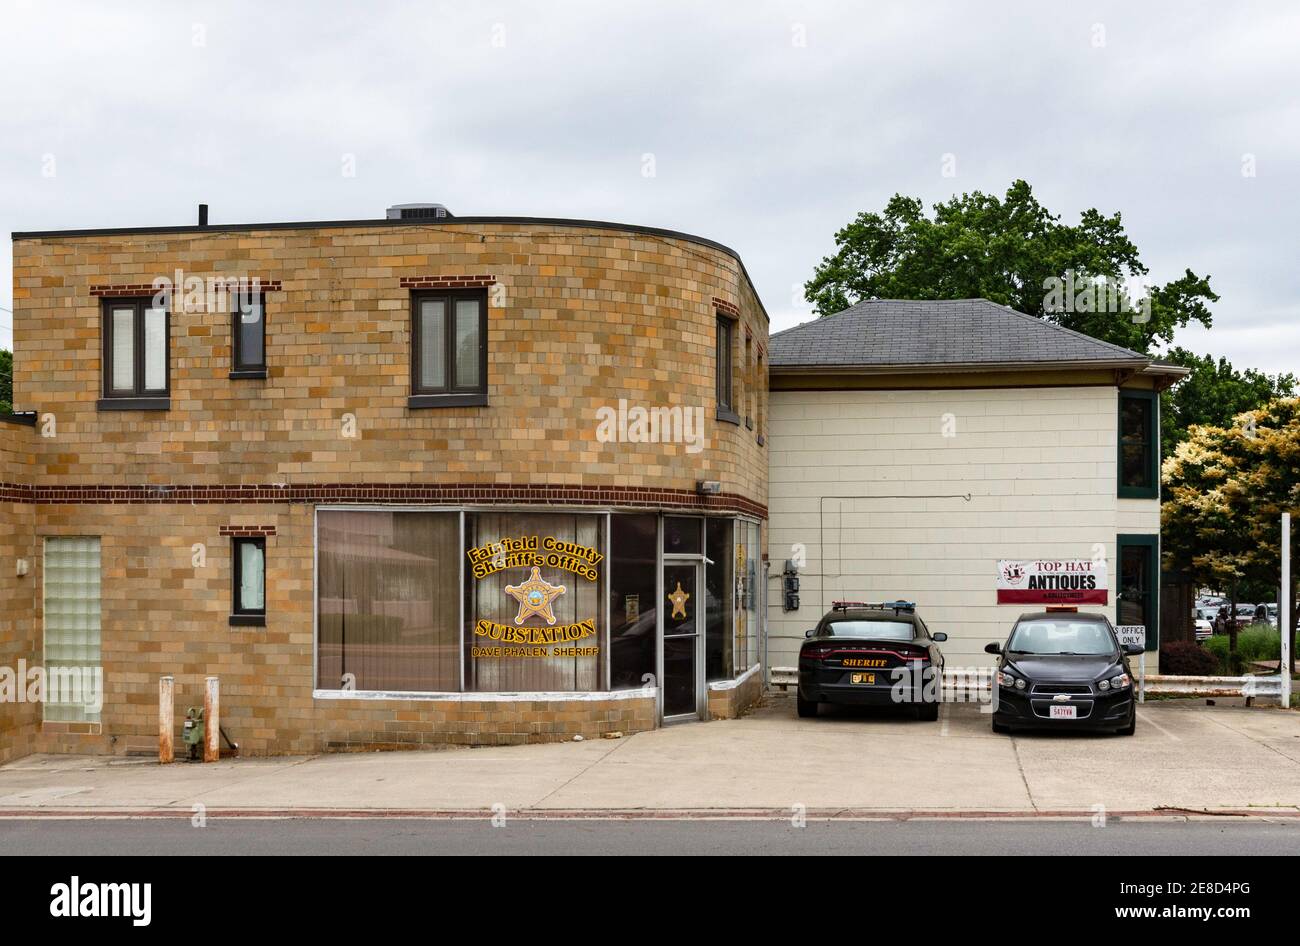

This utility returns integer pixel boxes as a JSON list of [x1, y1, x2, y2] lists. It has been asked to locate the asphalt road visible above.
[[2, 817, 1297, 855]]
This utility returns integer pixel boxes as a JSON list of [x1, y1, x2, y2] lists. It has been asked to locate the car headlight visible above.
[[998, 671, 1026, 689], [1098, 678, 1110, 691], [1109, 673, 1131, 690]]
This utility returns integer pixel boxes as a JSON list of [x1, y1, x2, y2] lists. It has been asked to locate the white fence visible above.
[[769, 666, 1289, 705]]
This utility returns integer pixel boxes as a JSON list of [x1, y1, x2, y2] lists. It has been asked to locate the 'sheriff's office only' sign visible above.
[[996, 559, 1108, 605]]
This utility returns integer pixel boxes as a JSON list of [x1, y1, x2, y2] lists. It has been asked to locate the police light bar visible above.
[[1045, 606, 1079, 613], [831, 600, 916, 614]]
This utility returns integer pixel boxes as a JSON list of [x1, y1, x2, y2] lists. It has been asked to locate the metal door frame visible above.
[[658, 516, 707, 723]]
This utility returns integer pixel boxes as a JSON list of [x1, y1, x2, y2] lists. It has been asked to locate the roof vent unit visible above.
[[386, 203, 454, 220]]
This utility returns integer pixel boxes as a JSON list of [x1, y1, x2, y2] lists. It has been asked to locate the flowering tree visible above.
[[1162, 397, 1300, 669]]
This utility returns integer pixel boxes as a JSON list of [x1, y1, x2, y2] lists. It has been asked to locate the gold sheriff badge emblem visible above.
[[504, 566, 567, 625], [667, 581, 690, 619]]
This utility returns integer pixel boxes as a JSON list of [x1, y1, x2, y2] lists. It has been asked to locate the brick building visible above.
[[0, 207, 769, 760]]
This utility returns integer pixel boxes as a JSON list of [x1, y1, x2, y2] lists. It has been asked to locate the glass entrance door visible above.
[[661, 562, 703, 719]]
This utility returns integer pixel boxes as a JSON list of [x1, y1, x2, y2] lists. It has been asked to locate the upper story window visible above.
[[410, 289, 487, 408], [716, 314, 738, 424], [99, 298, 169, 410], [1118, 389, 1158, 498], [231, 292, 266, 379]]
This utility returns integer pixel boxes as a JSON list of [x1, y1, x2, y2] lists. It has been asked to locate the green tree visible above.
[[0, 349, 11, 414], [804, 180, 1217, 353], [1162, 397, 1300, 668], [1160, 347, 1296, 458]]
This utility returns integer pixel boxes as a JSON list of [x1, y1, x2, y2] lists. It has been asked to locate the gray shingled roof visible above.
[[770, 299, 1149, 370]]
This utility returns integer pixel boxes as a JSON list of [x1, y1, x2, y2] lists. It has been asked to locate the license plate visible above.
[[1049, 705, 1077, 719], [850, 673, 875, 685]]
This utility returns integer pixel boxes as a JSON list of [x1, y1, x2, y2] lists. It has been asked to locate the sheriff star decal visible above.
[[504, 566, 567, 625], [668, 581, 690, 619]]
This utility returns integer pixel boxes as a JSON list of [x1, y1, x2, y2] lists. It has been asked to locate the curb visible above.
[[1, 806, 1297, 821]]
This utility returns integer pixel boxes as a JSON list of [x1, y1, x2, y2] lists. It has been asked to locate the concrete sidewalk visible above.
[[1, 695, 1297, 818]]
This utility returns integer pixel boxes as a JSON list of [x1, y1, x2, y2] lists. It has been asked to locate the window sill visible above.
[[745, 416, 754, 430], [97, 397, 170, 412], [229, 614, 266, 628], [757, 434, 766, 447], [716, 408, 741, 426], [229, 368, 268, 380], [1118, 485, 1159, 500], [409, 393, 488, 409]]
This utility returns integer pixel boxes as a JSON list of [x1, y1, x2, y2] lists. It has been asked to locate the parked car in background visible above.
[[1193, 616, 1213, 641], [1254, 603, 1279, 627]]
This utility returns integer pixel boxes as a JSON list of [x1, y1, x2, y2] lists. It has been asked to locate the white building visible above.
[[765, 299, 1187, 670]]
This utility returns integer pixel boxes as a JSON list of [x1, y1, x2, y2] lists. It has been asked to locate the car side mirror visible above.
[[932, 632, 948, 642], [1123, 643, 1145, 656], [984, 642, 1002, 655], [804, 629, 817, 639]]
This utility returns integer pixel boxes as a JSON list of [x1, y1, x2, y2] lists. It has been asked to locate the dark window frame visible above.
[[409, 288, 489, 408], [1117, 533, 1159, 651], [715, 314, 739, 425], [1118, 389, 1159, 499], [230, 536, 267, 627], [98, 297, 171, 411], [230, 291, 267, 379]]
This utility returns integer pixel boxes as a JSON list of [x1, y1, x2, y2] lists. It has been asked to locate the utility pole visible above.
[[1282, 513, 1292, 709]]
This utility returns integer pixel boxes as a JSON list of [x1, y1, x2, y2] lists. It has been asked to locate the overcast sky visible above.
[[2, 0, 1296, 375]]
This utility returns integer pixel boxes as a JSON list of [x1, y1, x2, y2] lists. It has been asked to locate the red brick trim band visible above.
[[20, 483, 766, 518], [91, 280, 282, 296], [400, 275, 496, 289], [712, 297, 740, 318], [0, 483, 31, 503], [219, 524, 278, 537]]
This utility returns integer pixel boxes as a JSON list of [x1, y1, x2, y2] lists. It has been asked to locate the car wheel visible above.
[[796, 692, 818, 718], [916, 701, 939, 721], [991, 719, 1010, 734]]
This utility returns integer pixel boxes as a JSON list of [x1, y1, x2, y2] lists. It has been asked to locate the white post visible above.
[[203, 676, 220, 763], [1138, 651, 1146, 704], [1282, 513, 1292, 709], [158, 676, 174, 764]]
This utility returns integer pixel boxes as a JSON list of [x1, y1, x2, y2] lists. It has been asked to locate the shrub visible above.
[[1235, 625, 1281, 665], [1202, 635, 1231, 671], [1159, 640, 1220, 676]]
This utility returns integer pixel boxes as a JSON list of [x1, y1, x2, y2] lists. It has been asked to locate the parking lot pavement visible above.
[[0, 694, 1296, 816]]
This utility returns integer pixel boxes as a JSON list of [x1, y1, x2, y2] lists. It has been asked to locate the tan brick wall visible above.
[[12, 222, 768, 502], [707, 665, 763, 720], [9, 219, 769, 757], [0, 421, 37, 764]]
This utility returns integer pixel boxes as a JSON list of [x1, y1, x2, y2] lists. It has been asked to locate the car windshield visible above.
[[1007, 618, 1115, 655], [824, 620, 915, 641]]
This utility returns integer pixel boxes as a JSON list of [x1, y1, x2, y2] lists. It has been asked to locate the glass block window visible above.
[[43, 537, 102, 724]]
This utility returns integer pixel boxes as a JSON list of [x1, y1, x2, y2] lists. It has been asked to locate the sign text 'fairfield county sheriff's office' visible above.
[[467, 535, 603, 580]]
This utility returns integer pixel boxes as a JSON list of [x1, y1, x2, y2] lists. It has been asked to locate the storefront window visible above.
[[663, 516, 702, 556], [705, 518, 733, 680], [735, 520, 761, 672], [317, 510, 461, 692], [465, 512, 606, 692], [610, 514, 657, 689]]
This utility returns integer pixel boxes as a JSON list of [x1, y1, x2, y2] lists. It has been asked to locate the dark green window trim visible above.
[[1117, 533, 1159, 651], [1117, 389, 1159, 499]]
